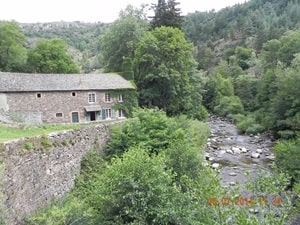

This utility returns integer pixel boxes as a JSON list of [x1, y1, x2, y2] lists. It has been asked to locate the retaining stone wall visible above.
[[0, 122, 116, 224]]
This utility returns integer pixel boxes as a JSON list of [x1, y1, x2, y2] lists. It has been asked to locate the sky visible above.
[[0, 0, 248, 23]]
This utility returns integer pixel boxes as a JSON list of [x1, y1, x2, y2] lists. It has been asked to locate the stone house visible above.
[[0, 72, 135, 123]]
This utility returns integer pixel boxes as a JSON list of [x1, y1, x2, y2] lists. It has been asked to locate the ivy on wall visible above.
[[109, 86, 138, 118]]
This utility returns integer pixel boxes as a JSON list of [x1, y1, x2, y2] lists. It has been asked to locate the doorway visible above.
[[89, 111, 96, 121], [72, 112, 79, 123]]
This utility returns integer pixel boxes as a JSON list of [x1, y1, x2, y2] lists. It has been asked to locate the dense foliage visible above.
[[104, 108, 209, 158], [133, 26, 196, 116], [100, 5, 149, 73], [0, 21, 80, 73], [22, 21, 108, 72], [274, 136, 300, 188], [26, 38, 79, 73], [0, 21, 27, 72], [150, 0, 183, 29]]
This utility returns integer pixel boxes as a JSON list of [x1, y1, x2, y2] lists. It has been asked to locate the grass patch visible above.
[[0, 123, 83, 143]]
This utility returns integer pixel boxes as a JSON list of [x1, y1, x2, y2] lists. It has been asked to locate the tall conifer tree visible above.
[[150, 0, 183, 29]]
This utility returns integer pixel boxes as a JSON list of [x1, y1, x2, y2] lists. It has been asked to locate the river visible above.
[[205, 115, 300, 225], [205, 115, 275, 188]]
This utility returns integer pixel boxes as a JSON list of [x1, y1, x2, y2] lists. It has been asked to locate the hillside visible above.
[[183, 0, 300, 70], [21, 21, 109, 72]]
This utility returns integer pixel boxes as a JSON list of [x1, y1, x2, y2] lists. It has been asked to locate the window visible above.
[[72, 92, 76, 97], [37, 93, 42, 98], [105, 93, 111, 102], [104, 108, 112, 119], [88, 93, 96, 103], [56, 112, 63, 117], [118, 94, 123, 102], [118, 109, 125, 118]]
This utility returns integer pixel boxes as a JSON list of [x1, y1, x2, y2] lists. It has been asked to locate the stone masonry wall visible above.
[[5, 90, 119, 123], [0, 122, 116, 224]]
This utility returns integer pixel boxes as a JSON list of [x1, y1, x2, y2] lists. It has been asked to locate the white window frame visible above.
[[105, 93, 111, 102], [118, 109, 125, 118], [88, 93, 96, 103], [118, 94, 123, 102], [105, 108, 112, 119]]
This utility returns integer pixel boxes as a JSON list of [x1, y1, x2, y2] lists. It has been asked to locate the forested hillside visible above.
[[184, 0, 300, 70], [21, 21, 108, 72]]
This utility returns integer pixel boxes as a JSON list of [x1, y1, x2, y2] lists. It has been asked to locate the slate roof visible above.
[[0, 72, 134, 92]]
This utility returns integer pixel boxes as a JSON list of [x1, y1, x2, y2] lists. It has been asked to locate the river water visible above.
[[205, 115, 275, 188], [205, 115, 300, 224]]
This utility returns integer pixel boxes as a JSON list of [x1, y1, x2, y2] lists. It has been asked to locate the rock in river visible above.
[[251, 152, 261, 158]]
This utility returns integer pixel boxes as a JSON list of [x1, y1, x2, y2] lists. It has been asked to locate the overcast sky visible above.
[[0, 0, 248, 23]]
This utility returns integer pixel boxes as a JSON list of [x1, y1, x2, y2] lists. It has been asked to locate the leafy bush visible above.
[[104, 108, 172, 158], [245, 123, 265, 134], [24, 196, 94, 225], [234, 75, 258, 112], [235, 114, 265, 134], [274, 136, 300, 186], [104, 108, 210, 159], [213, 95, 244, 117], [188, 104, 208, 121], [277, 130, 297, 139], [89, 147, 193, 224]]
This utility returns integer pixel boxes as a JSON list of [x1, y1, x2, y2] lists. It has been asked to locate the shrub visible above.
[[89, 148, 188, 224], [24, 142, 33, 150], [213, 95, 244, 117], [274, 137, 300, 185], [24, 196, 94, 225], [235, 113, 266, 134], [245, 123, 265, 134], [104, 108, 210, 159], [188, 104, 208, 121]]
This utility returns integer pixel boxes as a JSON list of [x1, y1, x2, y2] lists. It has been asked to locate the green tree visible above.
[[26, 38, 79, 73], [105, 108, 210, 159], [187, 73, 208, 121], [104, 108, 174, 158], [194, 43, 215, 70], [260, 39, 281, 70], [214, 95, 244, 117], [271, 54, 300, 135], [0, 21, 27, 72], [121, 57, 134, 80], [134, 26, 196, 115], [274, 137, 300, 186], [100, 5, 149, 72], [234, 75, 258, 112], [234, 46, 255, 70], [90, 147, 191, 224], [278, 30, 300, 67], [150, 0, 183, 29]]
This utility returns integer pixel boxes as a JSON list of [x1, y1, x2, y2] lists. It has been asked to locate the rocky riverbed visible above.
[[205, 115, 300, 225], [205, 115, 276, 188]]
